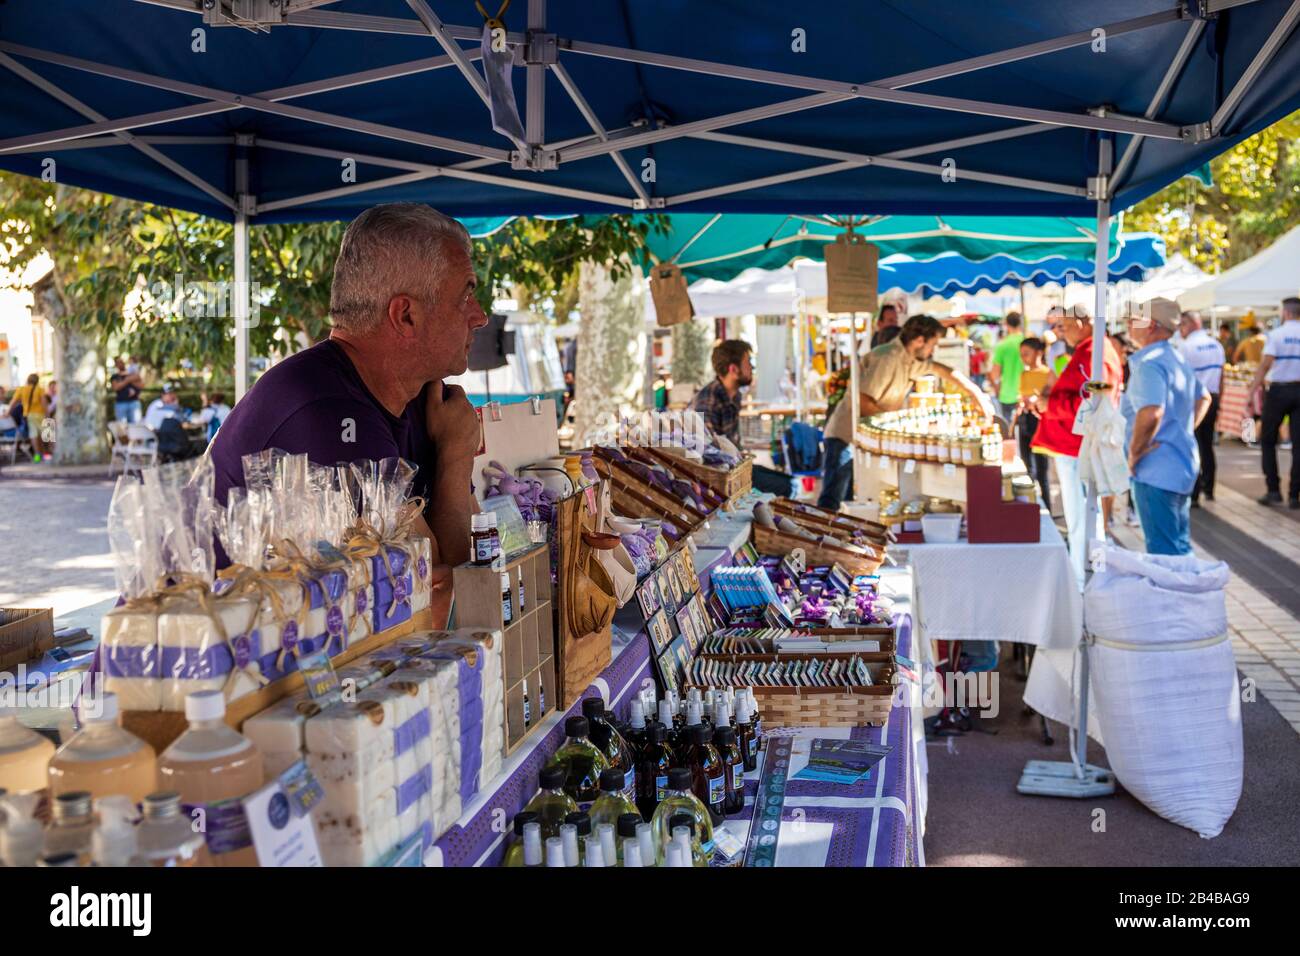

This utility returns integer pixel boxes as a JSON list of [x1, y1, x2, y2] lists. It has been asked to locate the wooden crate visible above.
[[637, 446, 752, 505], [0, 607, 54, 671], [591, 456, 707, 531], [752, 524, 885, 575], [769, 498, 889, 544], [452, 544, 555, 754]]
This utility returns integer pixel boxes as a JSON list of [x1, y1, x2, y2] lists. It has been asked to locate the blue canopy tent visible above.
[[882, 233, 1167, 298], [4, 0, 1300, 797]]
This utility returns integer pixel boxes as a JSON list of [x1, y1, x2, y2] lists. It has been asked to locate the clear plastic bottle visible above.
[[0, 792, 44, 867], [523, 765, 578, 840], [0, 710, 55, 793], [562, 811, 589, 867], [615, 813, 640, 867], [669, 814, 706, 867], [48, 693, 156, 803], [157, 690, 264, 867], [590, 767, 641, 842], [91, 795, 141, 867], [136, 792, 205, 867], [502, 814, 544, 868], [496, 816, 538, 868], [581, 698, 635, 799], [544, 716, 609, 809], [43, 791, 96, 863], [650, 767, 714, 864]]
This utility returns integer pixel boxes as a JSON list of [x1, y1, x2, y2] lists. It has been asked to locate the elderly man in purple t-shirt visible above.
[[210, 203, 489, 627]]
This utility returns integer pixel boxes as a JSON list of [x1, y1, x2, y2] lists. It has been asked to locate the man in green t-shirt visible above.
[[989, 312, 1025, 420]]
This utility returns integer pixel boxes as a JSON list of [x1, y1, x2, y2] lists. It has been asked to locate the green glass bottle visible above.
[[523, 765, 578, 840], [650, 767, 714, 865], [582, 698, 636, 800], [545, 716, 610, 809], [590, 768, 641, 861], [502, 813, 543, 868]]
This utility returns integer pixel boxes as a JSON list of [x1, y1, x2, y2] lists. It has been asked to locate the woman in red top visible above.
[[1032, 304, 1124, 587]]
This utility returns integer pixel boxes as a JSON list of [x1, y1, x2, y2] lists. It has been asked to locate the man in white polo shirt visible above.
[[1249, 297, 1300, 508], [1178, 309, 1225, 506]]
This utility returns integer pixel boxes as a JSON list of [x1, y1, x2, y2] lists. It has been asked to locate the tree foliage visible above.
[[1126, 112, 1300, 271]]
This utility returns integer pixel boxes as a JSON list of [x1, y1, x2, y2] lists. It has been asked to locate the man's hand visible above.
[[1128, 440, 1158, 474], [425, 382, 481, 464]]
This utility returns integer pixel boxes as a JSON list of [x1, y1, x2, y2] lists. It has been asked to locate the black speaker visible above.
[[467, 313, 516, 371]]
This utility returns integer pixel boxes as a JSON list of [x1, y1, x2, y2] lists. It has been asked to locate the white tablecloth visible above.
[[893, 514, 1081, 649]]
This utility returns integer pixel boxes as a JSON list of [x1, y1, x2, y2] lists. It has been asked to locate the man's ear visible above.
[[387, 294, 416, 336]]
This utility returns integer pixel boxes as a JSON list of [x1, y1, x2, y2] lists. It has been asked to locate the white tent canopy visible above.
[[1128, 253, 1208, 304], [1179, 225, 1300, 311]]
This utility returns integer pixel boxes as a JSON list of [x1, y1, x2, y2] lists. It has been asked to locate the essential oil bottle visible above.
[[635, 721, 674, 821], [686, 724, 726, 824], [736, 696, 759, 773], [714, 725, 745, 815], [501, 572, 514, 625]]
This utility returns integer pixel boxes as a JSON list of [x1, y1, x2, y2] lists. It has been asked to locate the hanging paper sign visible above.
[[824, 234, 879, 314], [480, 18, 525, 143], [650, 263, 695, 327]]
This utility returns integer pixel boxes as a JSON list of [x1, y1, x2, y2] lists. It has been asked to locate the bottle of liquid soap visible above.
[[522, 765, 578, 840], [47, 693, 156, 803], [0, 792, 44, 867], [91, 795, 141, 867], [581, 698, 635, 799], [157, 690, 264, 867], [501, 812, 543, 868], [544, 716, 609, 809], [590, 768, 641, 843], [0, 709, 55, 793], [43, 791, 95, 863], [136, 791, 205, 867], [650, 767, 714, 864]]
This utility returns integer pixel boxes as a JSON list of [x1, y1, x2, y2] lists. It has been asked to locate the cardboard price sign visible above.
[[824, 235, 879, 315], [649, 262, 695, 327]]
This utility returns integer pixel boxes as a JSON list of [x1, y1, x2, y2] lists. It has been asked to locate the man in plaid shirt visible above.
[[690, 339, 750, 444]]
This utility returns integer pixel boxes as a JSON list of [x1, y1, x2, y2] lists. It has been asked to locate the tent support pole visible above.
[[234, 207, 250, 402], [1017, 135, 1117, 800]]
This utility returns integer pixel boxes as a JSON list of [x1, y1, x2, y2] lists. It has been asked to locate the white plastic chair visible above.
[[123, 423, 158, 473], [108, 420, 130, 474], [0, 415, 19, 465]]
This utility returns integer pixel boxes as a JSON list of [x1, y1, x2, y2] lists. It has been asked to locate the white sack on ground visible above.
[[1085, 545, 1240, 839]]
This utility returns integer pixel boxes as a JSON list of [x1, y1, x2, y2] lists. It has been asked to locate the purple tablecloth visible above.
[[432, 543, 922, 868]]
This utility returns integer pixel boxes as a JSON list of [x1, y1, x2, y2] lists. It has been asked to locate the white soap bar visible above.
[[346, 586, 374, 649], [304, 695, 392, 757], [100, 606, 162, 712], [243, 692, 314, 755], [157, 596, 259, 711]]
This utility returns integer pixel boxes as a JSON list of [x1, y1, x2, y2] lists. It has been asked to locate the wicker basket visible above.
[[752, 524, 885, 575], [752, 684, 895, 727], [641, 446, 753, 504]]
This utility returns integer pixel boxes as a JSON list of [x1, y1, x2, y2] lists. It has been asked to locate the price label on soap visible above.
[[904, 459, 917, 474], [943, 463, 957, 477]]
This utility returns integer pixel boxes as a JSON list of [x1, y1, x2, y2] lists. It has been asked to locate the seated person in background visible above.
[[144, 385, 186, 431], [196, 391, 232, 442], [690, 339, 795, 496], [208, 202, 489, 628], [819, 315, 993, 511]]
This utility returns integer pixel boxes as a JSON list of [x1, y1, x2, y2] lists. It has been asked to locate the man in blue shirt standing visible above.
[[1123, 298, 1213, 555]]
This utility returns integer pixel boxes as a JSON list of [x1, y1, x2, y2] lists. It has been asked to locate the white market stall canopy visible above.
[[1179, 223, 1300, 310]]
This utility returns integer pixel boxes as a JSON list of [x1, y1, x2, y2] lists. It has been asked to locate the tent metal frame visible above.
[[0, 0, 1296, 438]]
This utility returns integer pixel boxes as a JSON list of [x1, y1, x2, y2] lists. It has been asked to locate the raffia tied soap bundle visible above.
[[97, 451, 434, 713]]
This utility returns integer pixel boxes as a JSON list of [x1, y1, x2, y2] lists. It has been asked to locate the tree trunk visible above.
[[671, 316, 714, 390], [34, 273, 109, 465], [572, 259, 646, 445]]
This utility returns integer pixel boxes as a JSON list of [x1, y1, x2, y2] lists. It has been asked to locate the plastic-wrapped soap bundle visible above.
[[349, 458, 423, 633], [102, 458, 232, 712]]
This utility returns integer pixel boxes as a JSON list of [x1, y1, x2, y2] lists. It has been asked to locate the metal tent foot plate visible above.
[[1017, 759, 1116, 798]]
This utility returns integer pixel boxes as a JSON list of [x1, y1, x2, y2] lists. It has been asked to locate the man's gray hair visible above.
[[330, 203, 473, 331], [1046, 303, 1092, 321]]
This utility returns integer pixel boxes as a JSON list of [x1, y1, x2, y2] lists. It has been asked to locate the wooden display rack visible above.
[[452, 545, 556, 754], [123, 606, 436, 754], [637, 445, 753, 506]]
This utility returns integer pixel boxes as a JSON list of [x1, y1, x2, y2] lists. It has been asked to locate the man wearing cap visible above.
[[1123, 298, 1213, 555], [1176, 309, 1225, 506]]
